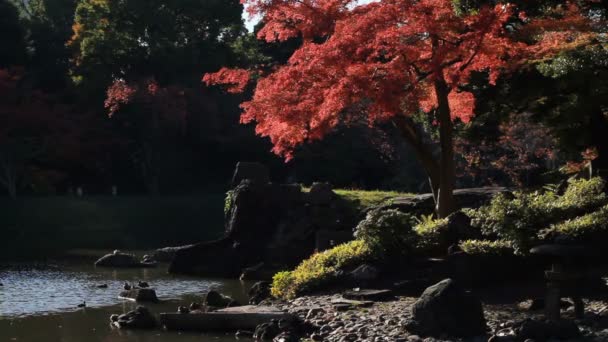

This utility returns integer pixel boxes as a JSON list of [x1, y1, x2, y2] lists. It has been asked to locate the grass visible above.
[[302, 186, 413, 209], [0, 194, 226, 260]]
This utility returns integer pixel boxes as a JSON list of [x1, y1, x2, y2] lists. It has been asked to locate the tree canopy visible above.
[[205, 0, 597, 216]]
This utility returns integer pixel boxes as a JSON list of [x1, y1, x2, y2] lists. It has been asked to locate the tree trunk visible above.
[[434, 77, 457, 218], [391, 116, 441, 202]]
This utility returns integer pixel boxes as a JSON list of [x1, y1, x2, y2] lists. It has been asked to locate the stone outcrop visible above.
[[376, 187, 509, 214], [169, 164, 359, 277]]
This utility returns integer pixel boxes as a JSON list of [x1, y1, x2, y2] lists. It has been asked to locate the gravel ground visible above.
[[265, 293, 608, 342]]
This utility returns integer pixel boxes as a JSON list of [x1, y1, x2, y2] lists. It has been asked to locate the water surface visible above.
[[0, 261, 252, 342]]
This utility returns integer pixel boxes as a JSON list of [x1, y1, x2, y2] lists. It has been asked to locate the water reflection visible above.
[[0, 261, 252, 342]]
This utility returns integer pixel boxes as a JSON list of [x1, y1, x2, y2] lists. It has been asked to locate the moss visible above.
[[270, 240, 373, 299], [459, 239, 514, 256]]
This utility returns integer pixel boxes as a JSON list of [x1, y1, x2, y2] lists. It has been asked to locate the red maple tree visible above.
[[205, 0, 596, 217]]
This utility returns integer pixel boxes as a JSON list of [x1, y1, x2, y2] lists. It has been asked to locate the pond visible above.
[[0, 261, 253, 342]]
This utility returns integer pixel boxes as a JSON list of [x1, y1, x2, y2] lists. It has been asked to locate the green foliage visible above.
[[354, 209, 417, 257], [469, 177, 607, 254], [224, 190, 235, 216], [69, 0, 244, 92], [540, 204, 608, 241], [270, 240, 372, 299], [459, 239, 514, 256], [414, 217, 449, 253]]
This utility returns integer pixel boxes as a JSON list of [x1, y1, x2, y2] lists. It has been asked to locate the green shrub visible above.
[[270, 240, 373, 299], [540, 203, 608, 241], [468, 177, 607, 254], [354, 209, 417, 257], [459, 239, 514, 256], [414, 217, 449, 254]]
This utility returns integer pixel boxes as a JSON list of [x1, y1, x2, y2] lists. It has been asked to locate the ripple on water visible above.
[[0, 263, 232, 318]]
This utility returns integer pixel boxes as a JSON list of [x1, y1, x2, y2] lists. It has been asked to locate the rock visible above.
[[519, 298, 572, 312], [160, 305, 293, 332], [152, 245, 195, 262], [375, 187, 509, 214], [516, 319, 581, 340], [112, 306, 157, 329], [189, 302, 202, 311], [95, 252, 139, 268], [232, 162, 270, 186], [311, 333, 324, 341], [308, 182, 335, 205], [236, 330, 254, 339], [350, 264, 379, 282], [254, 320, 281, 340], [170, 159, 364, 277], [96, 283, 108, 288], [306, 307, 325, 320], [249, 281, 271, 305], [330, 298, 374, 312], [342, 289, 395, 302], [274, 331, 299, 342], [409, 279, 486, 337], [241, 263, 280, 281], [444, 211, 481, 244], [119, 288, 159, 302], [205, 290, 240, 308]]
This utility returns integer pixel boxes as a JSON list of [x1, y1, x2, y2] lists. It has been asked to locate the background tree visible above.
[[0, 0, 26, 67], [205, 0, 595, 217]]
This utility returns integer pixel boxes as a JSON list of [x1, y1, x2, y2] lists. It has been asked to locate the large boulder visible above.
[[170, 168, 360, 276], [408, 278, 486, 337], [111, 306, 157, 329]]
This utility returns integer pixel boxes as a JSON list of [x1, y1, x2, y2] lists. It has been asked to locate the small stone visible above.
[[311, 333, 323, 341], [235, 330, 254, 339], [307, 307, 325, 320]]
